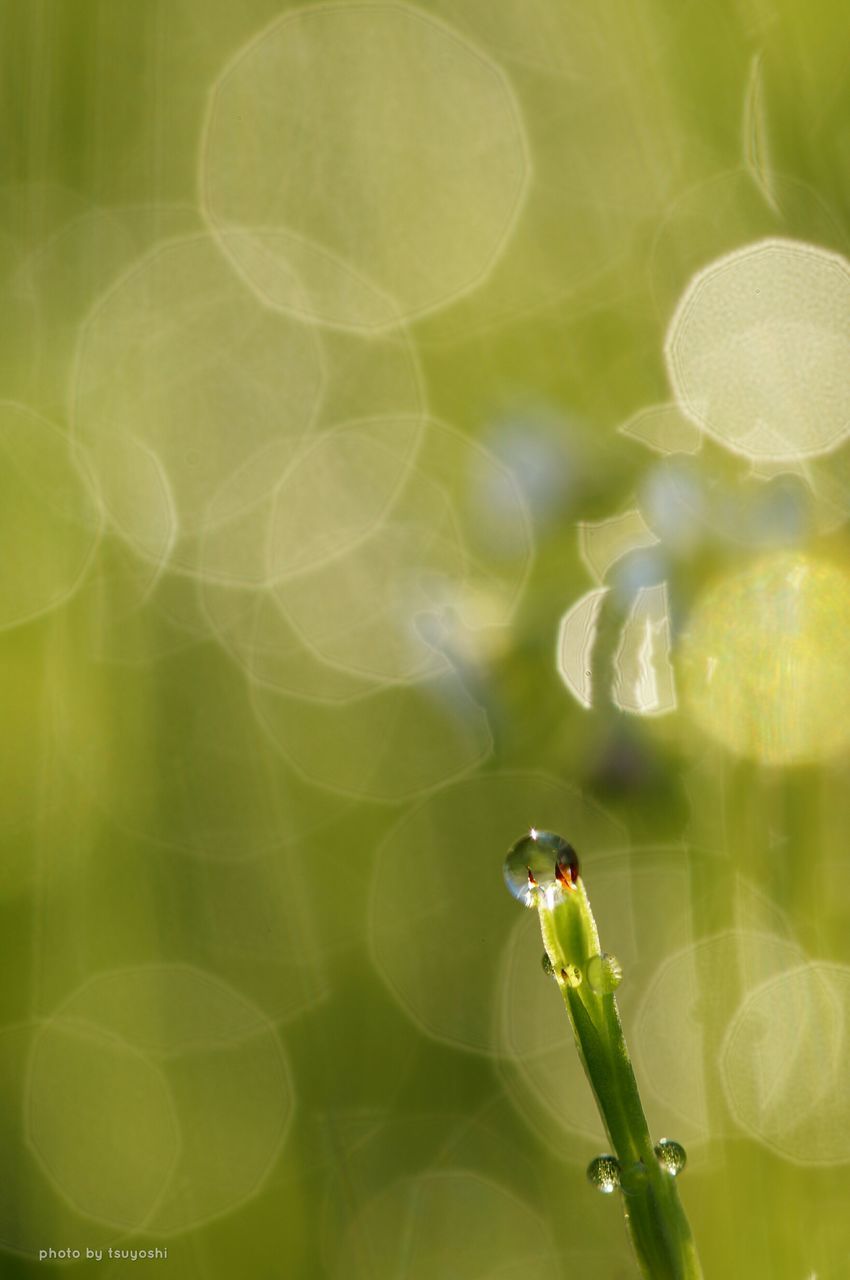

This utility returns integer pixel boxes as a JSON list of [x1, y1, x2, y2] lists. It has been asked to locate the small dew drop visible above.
[[587, 1154, 621, 1194], [541, 952, 554, 977], [586, 952, 624, 994], [654, 1138, 687, 1176], [503, 830, 580, 908], [560, 963, 583, 989]]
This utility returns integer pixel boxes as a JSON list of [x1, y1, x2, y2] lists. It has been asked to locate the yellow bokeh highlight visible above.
[[681, 552, 850, 765]]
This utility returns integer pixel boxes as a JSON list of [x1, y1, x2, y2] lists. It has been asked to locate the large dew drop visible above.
[[503, 830, 580, 907], [586, 952, 624, 994], [654, 1138, 687, 1176], [587, 1154, 621, 1194]]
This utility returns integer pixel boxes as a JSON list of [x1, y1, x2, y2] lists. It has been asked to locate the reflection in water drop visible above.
[[503, 829, 580, 907], [654, 1138, 687, 1176], [541, 952, 555, 977], [560, 964, 583, 989], [587, 1154, 621, 1194], [586, 953, 624, 994]]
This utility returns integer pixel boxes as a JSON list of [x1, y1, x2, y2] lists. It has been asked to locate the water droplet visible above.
[[587, 1154, 621, 1194], [654, 1138, 687, 1176], [586, 952, 624, 994], [560, 964, 583, 989], [503, 830, 580, 907], [541, 952, 554, 977], [621, 1161, 649, 1197]]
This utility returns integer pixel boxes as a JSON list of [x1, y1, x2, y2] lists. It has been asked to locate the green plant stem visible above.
[[538, 877, 703, 1280]]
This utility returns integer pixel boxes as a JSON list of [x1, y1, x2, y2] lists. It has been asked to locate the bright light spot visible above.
[[556, 587, 608, 708], [635, 929, 805, 1148], [721, 962, 850, 1165], [680, 553, 850, 765], [665, 238, 850, 460], [201, 4, 530, 330], [578, 508, 660, 583], [613, 583, 677, 716], [618, 402, 703, 457], [27, 966, 295, 1233], [742, 51, 778, 213]]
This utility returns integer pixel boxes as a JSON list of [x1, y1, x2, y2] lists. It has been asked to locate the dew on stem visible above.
[[655, 1139, 687, 1176], [587, 1154, 622, 1194], [586, 952, 624, 994], [502, 829, 704, 1280], [503, 829, 580, 907]]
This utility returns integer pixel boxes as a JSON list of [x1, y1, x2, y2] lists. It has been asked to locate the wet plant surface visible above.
[[504, 829, 702, 1278]]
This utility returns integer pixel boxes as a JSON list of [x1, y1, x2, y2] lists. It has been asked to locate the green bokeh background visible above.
[[2, 1, 850, 1277]]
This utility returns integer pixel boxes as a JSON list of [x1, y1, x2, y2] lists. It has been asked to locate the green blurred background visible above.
[[2, 0, 850, 1276]]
